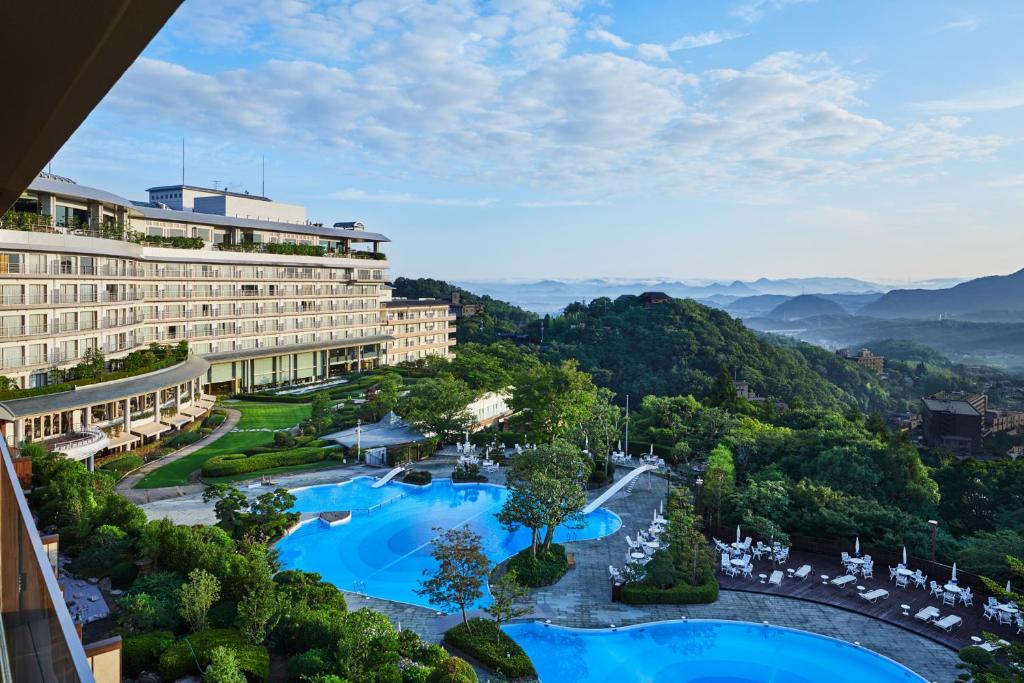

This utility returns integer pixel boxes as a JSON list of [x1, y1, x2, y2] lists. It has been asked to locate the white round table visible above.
[[944, 583, 962, 594], [997, 605, 1019, 615], [897, 567, 914, 577], [630, 552, 645, 560], [645, 541, 660, 550], [730, 559, 747, 567], [847, 558, 864, 565]]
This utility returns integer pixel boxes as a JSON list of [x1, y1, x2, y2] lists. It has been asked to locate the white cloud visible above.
[[516, 199, 610, 207], [732, 0, 815, 24], [585, 28, 631, 50], [635, 43, 670, 62], [934, 17, 982, 33], [669, 30, 742, 51], [986, 175, 1024, 188], [97, 3, 1007, 196], [329, 189, 495, 207], [912, 85, 1024, 114]]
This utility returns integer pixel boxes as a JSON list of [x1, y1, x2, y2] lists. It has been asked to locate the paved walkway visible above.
[[116, 408, 240, 503]]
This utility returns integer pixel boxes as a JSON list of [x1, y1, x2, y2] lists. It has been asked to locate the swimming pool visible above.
[[274, 477, 622, 608], [503, 620, 927, 683]]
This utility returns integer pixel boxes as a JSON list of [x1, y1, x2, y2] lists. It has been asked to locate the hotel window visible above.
[[26, 253, 46, 274], [0, 252, 21, 274]]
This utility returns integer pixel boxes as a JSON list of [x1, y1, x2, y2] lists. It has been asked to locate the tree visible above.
[[510, 360, 598, 443], [369, 372, 403, 419], [707, 366, 743, 413], [236, 579, 283, 643], [334, 609, 402, 682], [397, 374, 476, 443], [499, 441, 589, 554], [662, 490, 715, 586], [704, 444, 735, 527], [245, 488, 298, 541], [204, 646, 245, 683], [417, 527, 489, 627], [483, 570, 531, 636], [178, 569, 221, 632], [571, 387, 623, 476], [203, 484, 249, 535]]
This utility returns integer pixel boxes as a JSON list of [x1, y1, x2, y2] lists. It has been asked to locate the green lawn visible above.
[[201, 458, 357, 485], [136, 402, 312, 489]]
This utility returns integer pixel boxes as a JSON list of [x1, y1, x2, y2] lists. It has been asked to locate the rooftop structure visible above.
[[838, 347, 885, 375], [921, 392, 987, 457]]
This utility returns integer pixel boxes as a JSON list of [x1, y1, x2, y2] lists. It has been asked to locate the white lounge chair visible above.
[[934, 614, 962, 632], [859, 588, 889, 603], [769, 570, 783, 585], [914, 606, 940, 622], [831, 575, 856, 588], [794, 564, 812, 580]]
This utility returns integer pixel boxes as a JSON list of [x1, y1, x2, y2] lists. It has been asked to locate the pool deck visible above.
[[351, 464, 964, 683], [141, 457, 966, 681]]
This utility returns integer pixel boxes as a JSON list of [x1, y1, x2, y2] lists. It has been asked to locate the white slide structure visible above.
[[371, 466, 406, 488], [582, 464, 658, 514]]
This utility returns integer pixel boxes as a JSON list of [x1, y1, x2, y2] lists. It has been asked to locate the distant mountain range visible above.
[[859, 268, 1024, 320], [451, 276, 954, 315], [765, 295, 850, 320]]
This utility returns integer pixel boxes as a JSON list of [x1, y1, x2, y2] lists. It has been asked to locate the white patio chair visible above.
[[889, 566, 898, 581], [997, 610, 1013, 625], [959, 588, 973, 607], [983, 603, 997, 621], [912, 571, 926, 589], [941, 590, 957, 606], [741, 563, 754, 579], [895, 574, 910, 589], [929, 580, 943, 598], [860, 562, 873, 579]]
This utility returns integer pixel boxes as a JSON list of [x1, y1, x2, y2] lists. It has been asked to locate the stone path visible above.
[[115, 408, 240, 503]]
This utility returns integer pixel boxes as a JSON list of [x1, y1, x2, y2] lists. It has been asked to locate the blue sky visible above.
[[53, 0, 1024, 283]]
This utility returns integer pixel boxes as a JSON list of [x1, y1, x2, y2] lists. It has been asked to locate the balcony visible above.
[[1, 440, 94, 681], [40, 428, 108, 463]]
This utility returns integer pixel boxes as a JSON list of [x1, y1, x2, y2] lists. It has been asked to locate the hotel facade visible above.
[[0, 174, 453, 466]]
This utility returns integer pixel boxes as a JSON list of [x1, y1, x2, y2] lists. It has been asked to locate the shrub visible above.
[[201, 446, 326, 477], [204, 412, 227, 428], [158, 629, 269, 681], [643, 550, 678, 589], [275, 606, 347, 654], [98, 453, 144, 477], [619, 574, 720, 605], [404, 664, 433, 683], [443, 619, 533, 678], [505, 544, 568, 587], [452, 464, 486, 483], [274, 431, 297, 448], [109, 560, 140, 589], [403, 470, 432, 486], [165, 430, 204, 449], [425, 657, 477, 683], [287, 648, 332, 681], [122, 631, 175, 677]]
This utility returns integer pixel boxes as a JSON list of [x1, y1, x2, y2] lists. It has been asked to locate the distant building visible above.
[[380, 296, 455, 366], [447, 291, 482, 319], [732, 379, 788, 412], [986, 409, 1024, 434], [837, 348, 885, 375], [146, 183, 307, 223], [888, 411, 923, 433], [638, 291, 671, 307], [921, 393, 988, 457]]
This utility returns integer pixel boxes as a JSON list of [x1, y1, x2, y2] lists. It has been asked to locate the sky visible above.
[[52, 0, 1024, 284]]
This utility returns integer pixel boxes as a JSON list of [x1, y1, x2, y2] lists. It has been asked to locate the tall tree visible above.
[[704, 444, 735, 528], [397, 373, 476, 443], [484, 570, 532, 639], [417, 527, 489, 627], [500, 441, 589, 553], [511, 360, 598, 443], [178, 569, 221, 632]]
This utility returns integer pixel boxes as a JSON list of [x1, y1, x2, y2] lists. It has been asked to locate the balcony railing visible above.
[[1, 440, 94, 681]]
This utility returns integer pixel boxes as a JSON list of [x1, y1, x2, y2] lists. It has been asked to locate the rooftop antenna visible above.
[[212, 180, 221, 191], [261, 155, 265, 197], [181, 137, 185, 186]]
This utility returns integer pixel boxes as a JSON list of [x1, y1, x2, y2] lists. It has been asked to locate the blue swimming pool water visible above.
[[503, 620, 927, 683], [274, 477, 621, 608]]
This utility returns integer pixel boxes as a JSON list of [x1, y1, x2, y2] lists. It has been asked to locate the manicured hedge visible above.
[[0, 383, 74, 401], [201, 446, 327, 477], [234, 392, 313, 404], [443, 619, 533, 678], [403, 470, 432, 485], [159, 629, 269, 681], [123, 631, 175, 677], [426, 656, 478, 683], [505, 544, 568, 587], [619, 575, 719, 605]]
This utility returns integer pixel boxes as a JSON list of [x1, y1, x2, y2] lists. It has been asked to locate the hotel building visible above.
[[0, 174, 453, 467]]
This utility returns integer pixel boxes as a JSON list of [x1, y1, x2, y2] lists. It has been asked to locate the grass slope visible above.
[[136, 402, 311, 489]]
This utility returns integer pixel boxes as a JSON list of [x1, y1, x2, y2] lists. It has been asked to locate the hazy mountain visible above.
[[750, 277, 882, 295], [767, 295, 850, 320], [726, 294, 791, 317], [860, 268, 1024, 320]]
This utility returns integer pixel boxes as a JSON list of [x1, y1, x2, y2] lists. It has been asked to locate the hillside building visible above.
[[921, 393, 987, 457], [0, 174, 454, 467], [837, 348, 885, 375]]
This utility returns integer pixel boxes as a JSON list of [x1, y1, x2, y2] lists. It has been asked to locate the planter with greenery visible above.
[[201, 446, 329, 477], [404, 469, 433, 485], [443, 619, 534, 679], [505, 544, 569, 587]]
